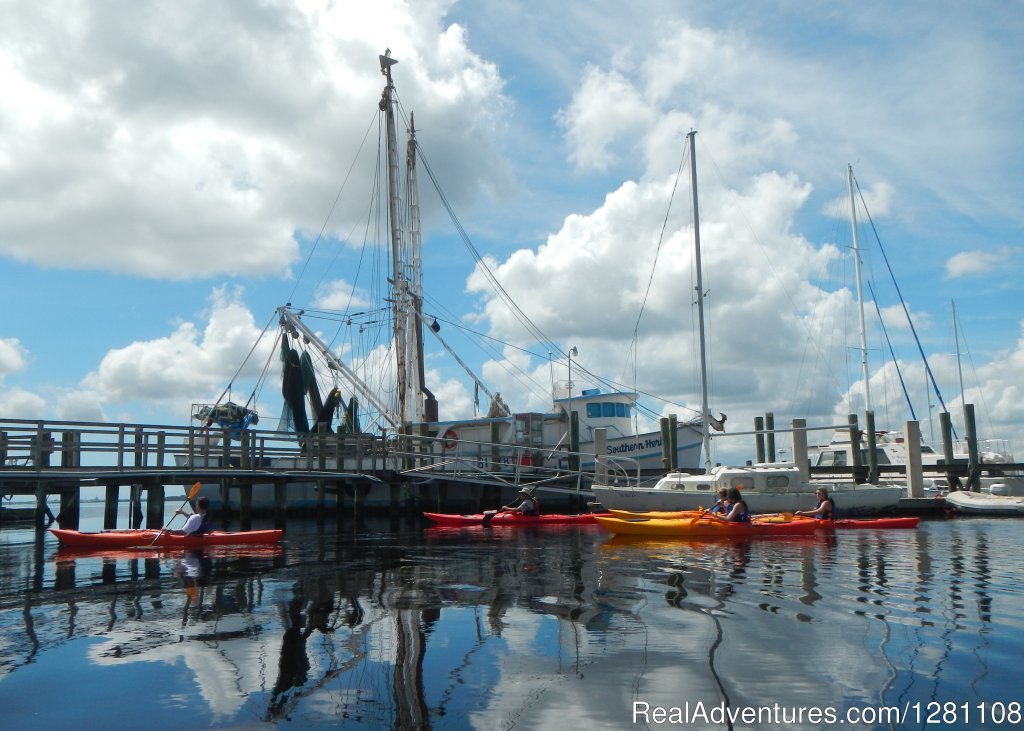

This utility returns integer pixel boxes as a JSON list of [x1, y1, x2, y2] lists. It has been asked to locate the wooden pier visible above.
[[0, 417, 589, 530], [2, 409, 1018, 531]]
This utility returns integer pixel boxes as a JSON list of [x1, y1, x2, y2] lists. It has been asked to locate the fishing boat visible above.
[[183, 52, 715, 512], [422, 511, 609, 527], [594, 513, 821, 538], [50, 527, 284, 549], [943, 490, 1024, 515], [590, 138, 903, 516]]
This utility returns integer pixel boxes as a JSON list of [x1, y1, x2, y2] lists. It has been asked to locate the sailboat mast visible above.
[[687, 131, 712, 472], [952, 299, 967, 429], [848, 164, 872, 412]]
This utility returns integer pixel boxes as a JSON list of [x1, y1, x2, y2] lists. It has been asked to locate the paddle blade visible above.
[[187, 481, 202, 500]]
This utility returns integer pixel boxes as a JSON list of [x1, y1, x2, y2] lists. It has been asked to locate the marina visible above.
[[1, 504, 1022, 729]]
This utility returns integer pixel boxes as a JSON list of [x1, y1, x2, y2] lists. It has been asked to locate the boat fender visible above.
[[443, 429, 458, 450]]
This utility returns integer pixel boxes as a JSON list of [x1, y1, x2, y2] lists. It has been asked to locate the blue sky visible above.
[[1, 0, 1022, 465]]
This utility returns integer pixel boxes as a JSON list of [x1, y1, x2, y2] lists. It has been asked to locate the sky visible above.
[[1, 0, 1022, 466]]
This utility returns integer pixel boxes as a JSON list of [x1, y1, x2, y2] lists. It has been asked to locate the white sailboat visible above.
[[809, 175, 1024, 497], [590, 139, 904, 515]]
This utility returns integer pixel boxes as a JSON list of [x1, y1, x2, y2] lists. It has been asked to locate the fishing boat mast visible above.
[[848, 163, 873, 412], [380, 50, 435, 426], [687, 131, 713, 473]]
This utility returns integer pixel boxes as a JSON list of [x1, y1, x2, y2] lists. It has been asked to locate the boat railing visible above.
[[596, 454, 642, 488], [0, 417, 392, 477]]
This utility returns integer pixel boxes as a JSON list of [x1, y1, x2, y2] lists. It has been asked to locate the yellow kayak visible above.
[[609, 508, 706, 520], [594, 513, 821, 537]]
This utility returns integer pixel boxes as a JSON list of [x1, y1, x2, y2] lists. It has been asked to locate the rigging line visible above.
[[311, 123, 385, 344], [247, 326, 285, 414], [421, 301, 699, 416], [700, 143, 851, 400], [211, 310, 280, 410], [793, 178, 854, 409], [414, 144, 562, 356], [286, 109, 380, 306], [953, 312, 995, 438], [628, 139, 689, 378], [419, 300, 553, 402], [852, 175, 952, 419], [866, 280, 919, 423]]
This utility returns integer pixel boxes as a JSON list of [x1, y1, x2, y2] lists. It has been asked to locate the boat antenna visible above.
[[688, 130, 712, 473]]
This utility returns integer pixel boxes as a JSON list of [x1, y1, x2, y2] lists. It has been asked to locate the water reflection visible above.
[[0, 519, 1022, 729]]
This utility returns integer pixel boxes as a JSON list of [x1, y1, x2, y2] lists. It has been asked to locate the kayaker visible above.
[[500, 488, 539, 516], [722, 487, 750, 522], [708, 488, 730, 515], [176, 496, 214, 535], [795, 488, 835, 520]]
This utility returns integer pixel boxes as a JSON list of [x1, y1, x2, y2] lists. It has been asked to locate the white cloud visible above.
[[0, 0, 511, 280], [314, 280, 372, 311], [0, 338, 29, 379], [0, 387, 48, 419], [80, 287, 272, 408], [945, 247, 1012, 279]]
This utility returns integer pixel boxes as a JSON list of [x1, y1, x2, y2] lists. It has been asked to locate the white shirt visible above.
[[181, 513, 205, 535]]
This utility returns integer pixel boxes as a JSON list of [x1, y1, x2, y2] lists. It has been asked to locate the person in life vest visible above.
[[722, 487, 750, 522], [708, 488, 730, 515], [501, 488, 539, 516], [176, 496, 214, 536], [795, 487, 835, 520]]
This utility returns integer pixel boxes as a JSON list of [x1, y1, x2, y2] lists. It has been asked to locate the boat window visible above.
[[587, 404, 601, 418], [615, 403, 626, 417], [765, 476, 791, 488], [818, 451, 847, 468], [530, 418, 544, 446], [602, 403, 615, 417], [695, 483, 713, 491]]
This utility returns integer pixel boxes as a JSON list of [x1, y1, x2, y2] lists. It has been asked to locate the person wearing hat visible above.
[[500, 488, 539, 516]]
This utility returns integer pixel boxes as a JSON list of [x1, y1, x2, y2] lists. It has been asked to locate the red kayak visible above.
[[827, 516, 919, 529], [423, 511, 609, 527], [50, 527, 284, 548]]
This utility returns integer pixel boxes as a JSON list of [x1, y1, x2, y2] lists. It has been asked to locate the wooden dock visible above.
[[0, 417, 588, 530]]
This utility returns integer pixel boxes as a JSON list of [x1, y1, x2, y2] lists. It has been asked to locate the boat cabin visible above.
[[653, 463, 804, 493]]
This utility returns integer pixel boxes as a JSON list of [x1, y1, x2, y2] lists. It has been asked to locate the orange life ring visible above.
[[442, 429, 458, 450]]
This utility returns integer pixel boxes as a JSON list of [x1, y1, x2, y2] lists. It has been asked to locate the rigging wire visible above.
[[286, 110, 380, 307], [626, 138, 692, 430], [209, 309, 281, 413], [853, 175, 952, 421], [701, 147, 853, 408]]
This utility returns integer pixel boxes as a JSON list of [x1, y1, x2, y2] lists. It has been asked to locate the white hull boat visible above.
[[591, 463, 903, 516], [944, 490, 1024, 515]]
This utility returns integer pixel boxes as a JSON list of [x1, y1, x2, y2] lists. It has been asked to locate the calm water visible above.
[[1, 506, 1022, 730]]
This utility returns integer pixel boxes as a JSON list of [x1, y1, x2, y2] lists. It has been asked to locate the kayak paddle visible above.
[[481, 509, 501, 526], [149, 481, 202, 546]]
